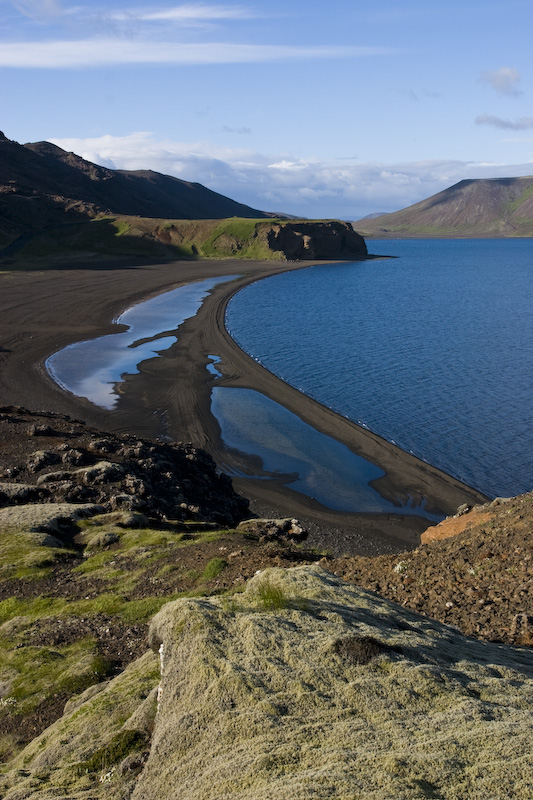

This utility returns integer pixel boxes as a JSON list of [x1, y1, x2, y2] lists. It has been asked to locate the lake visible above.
[[225, 239, 532, 499]]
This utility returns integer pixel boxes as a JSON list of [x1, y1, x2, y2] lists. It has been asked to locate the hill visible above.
[[0, 132, 367, 264], [1, 215, 367, 266], [354, 176, 533, 237], [0, 131, 270, 250]]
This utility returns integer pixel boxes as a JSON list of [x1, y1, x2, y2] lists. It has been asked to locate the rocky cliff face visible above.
[[266, 220, 367, 259]]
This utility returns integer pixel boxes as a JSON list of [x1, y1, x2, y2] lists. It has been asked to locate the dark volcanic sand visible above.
[[0, 259, 488, 556]]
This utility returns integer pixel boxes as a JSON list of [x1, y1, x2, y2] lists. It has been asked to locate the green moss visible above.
[[2, 637, 105, 715], [77, 729, 147, 775]]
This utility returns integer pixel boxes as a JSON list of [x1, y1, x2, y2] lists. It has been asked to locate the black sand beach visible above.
[[0, 258, 489, 555]]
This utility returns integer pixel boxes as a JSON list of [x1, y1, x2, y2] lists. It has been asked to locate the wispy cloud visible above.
[[118, 4, 258, 22], [47, 132, 533, 219], [9, 0, 63, 19], [481, 67, 522, 96], [222, 125, 251, 135], [0, 39, 392, 68], [476, 114, 533, 131]]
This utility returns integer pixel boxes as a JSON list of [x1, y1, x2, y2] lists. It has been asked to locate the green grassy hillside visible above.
[[1, 216, 367, 268]]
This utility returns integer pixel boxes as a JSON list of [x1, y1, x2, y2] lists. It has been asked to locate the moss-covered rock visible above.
[[0, 651, 159, 800], [137, 566, 533, 800]]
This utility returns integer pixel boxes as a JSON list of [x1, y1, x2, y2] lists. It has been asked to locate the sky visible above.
[[2, 0, 533, 219]]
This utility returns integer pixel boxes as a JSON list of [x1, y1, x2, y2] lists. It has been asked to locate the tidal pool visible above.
[[211, 386, 443, 519], [46, 275, 238, 409]]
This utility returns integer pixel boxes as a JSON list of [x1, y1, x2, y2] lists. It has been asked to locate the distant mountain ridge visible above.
[[0, 131, 270, 249], [354, 176, 533, 237]]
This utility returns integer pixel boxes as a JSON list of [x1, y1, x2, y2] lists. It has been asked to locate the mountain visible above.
[[0, 131, 271, 249], [354, 176, 533, 237]]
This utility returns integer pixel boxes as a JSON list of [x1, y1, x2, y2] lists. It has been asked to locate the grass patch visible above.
[[72, 551, 118, 574], [201, 558, 228, 581], [117, 596, 177, 624], [254, 578, 288, 611], [0, 530, 77, 582], [0, 593, 129, 624], [506, 183, 533, 214], [2, 637, 106, 715], [118, 528, 178, 549]]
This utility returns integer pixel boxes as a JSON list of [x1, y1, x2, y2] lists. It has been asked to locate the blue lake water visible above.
[[46, 275, 238, 409], [225, 240, 533, 499]]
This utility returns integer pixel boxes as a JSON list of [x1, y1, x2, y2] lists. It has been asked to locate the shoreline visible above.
[[0, 257, 489, 555]]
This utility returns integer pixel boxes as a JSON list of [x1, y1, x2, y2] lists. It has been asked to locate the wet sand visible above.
[[0, 258, 489, 555]]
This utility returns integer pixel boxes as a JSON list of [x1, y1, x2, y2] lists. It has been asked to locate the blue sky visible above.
[[2, 0, 533, 218]]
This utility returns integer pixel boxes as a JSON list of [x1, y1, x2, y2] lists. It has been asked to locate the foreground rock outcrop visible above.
[[2, 566, 532, 799], [0, 407, 249, 526]]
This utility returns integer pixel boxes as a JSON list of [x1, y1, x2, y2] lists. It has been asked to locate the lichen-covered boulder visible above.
[[135, 566, 533, 800]]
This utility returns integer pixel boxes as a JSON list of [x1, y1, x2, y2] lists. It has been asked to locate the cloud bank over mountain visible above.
[[50, 132, 533, 218]]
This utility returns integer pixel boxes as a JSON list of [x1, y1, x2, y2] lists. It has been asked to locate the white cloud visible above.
[[481, 67, 522, 96], [47, 132, 533, 219], [476, 114, 533, 131], [0, 39, 389, 68]]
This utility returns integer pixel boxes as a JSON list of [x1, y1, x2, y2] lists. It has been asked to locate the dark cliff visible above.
[[266, 220, 367, 259]]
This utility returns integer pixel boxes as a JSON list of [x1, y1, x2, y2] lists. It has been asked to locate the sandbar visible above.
[[0, 258, 489, 555]]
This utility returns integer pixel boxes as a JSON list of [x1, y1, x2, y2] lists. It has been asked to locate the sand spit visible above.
[[0, 258, 487, 555]]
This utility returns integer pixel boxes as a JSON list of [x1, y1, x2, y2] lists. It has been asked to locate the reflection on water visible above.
[[212, 386, 443, 519], [46, 276, 238, 409]]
